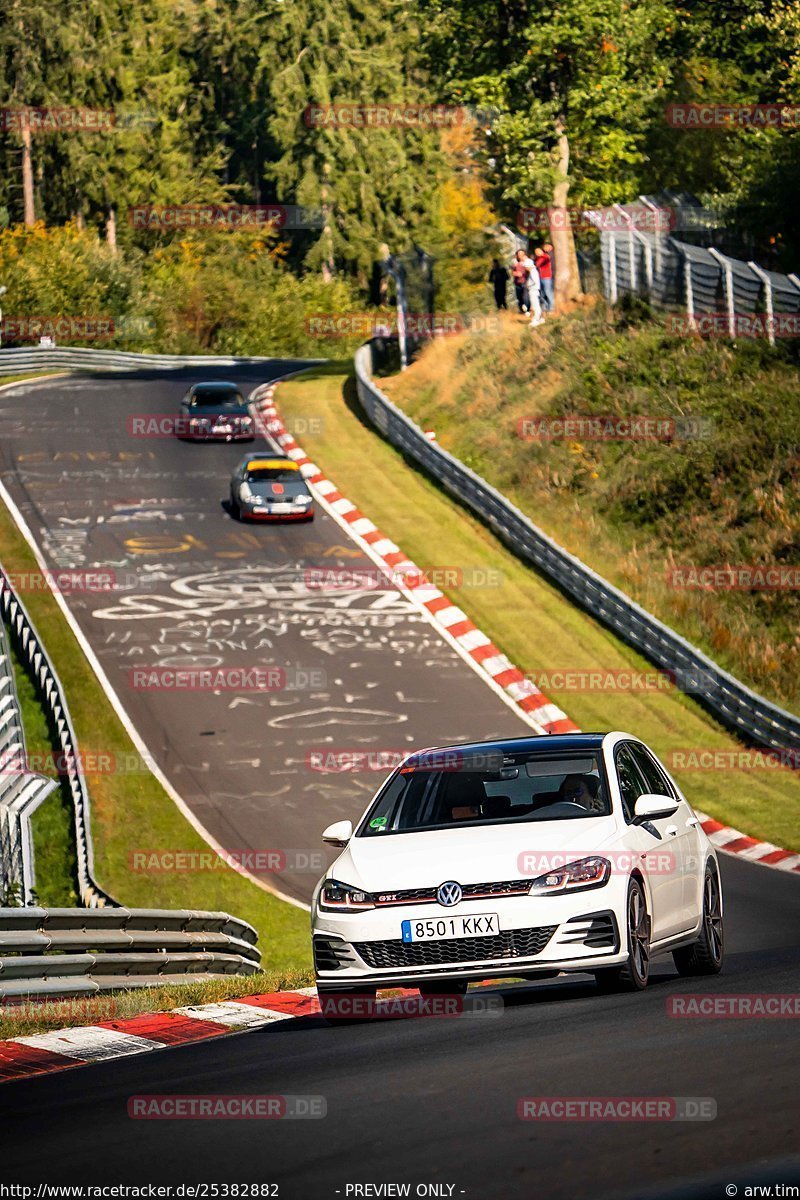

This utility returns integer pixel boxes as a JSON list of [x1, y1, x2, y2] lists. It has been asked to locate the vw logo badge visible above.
[[437, 880, 462, 907]]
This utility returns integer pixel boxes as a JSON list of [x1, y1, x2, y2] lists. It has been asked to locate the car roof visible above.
[[189, 380, 243, 391], [403, 733, 610, 766], [244, 457, 299, 472]]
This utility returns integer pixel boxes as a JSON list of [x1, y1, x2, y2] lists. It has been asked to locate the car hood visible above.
[[245, 479, 310, 499], [330, 818, 621, 891]]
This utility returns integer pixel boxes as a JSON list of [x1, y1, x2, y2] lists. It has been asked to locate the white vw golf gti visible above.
[[312, 733, 724, 1005]]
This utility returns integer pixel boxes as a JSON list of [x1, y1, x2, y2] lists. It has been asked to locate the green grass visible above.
[[0, 966, 314, 1040], [5, 635, 79, 906], [276, 364, 800, 852], [0, 372, 64, 387], [0, 502, 312, 972], [382, 304, 800, 713]]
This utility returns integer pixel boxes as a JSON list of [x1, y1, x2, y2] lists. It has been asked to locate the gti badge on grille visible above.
[[436, 880, 462, 907]]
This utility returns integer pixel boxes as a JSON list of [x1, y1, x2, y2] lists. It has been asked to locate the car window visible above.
[[358, 751, 611, 836], [628, 742, 675, 799], [190, 388, 244, 408], [614, 744, 649, 823], [246, 466, 299, 482]]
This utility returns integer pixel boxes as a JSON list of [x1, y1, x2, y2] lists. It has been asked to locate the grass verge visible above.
[[381, 306, 800, 712], [0, 966, 314, 1040], [5, 634, 79, 906], [276, 364, 800, 851]]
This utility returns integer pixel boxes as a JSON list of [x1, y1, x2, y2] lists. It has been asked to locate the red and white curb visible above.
[[252, 383, 576, 736], [251, 381, 800, 880], [694, 815, 800, 873], [0, 988, 323, 1083]]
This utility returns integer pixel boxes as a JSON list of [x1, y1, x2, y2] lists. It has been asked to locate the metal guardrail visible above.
[[0, 565, 115, 908], [598, 196, 800, 345], [0, 623, 58, 905], [354, 342, 800, 758], [0, 907, 260, 996], [0, 346, 276, 374]]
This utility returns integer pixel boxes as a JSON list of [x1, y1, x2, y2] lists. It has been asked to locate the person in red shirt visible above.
[[535, 246, 554, 311]]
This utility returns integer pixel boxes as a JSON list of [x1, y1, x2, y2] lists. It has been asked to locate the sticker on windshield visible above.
[[369, 815, 388, 830]]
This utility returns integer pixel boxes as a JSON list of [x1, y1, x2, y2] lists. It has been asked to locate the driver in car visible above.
[[559, 773, 604, 814]]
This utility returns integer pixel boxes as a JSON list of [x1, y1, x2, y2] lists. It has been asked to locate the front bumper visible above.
[[313, 889, 625, 989], [239, 504, 314, 521], [184, 429, 255, 442]]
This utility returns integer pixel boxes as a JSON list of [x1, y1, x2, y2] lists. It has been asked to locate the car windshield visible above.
[[358, 752, 610, 836], [246, 466, 300, 482], [190, 388, 244, 409]]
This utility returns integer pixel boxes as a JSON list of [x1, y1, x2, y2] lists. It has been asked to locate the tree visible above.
[[418, 0, 672, 302], [258, 0, 448, 282]]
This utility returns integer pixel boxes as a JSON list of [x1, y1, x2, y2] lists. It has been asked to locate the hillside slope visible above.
[[381, 304, 800, 713]]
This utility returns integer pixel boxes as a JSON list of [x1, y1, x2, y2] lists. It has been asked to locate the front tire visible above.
[[595, 878, 651, 993], [673, 866, 724, 976]]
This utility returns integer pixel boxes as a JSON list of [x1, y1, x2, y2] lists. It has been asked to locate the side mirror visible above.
[[633, 794, 679, 823], [322, 819, 353, 847]]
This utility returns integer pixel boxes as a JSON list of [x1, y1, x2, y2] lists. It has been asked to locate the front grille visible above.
[[373, 879, 532, 907], [354, 925, 557, 970]]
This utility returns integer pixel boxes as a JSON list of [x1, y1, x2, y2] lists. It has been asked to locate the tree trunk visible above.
[[106, 206, 117, 252], [549, 116, 581, 305], [21, 123, 35, 225]]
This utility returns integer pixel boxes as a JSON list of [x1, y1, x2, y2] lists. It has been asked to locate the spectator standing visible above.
[[535, 245, 554, 312], [523, 251, 544, 326], [488, 258, 509, 309], [511, 250, 530, 313]]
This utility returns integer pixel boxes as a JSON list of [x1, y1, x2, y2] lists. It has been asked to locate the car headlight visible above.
[[319, 879, 375, 911], [528, 856, 610, 896], [294, 494, 312, 505], [239, 482, 253, 502]]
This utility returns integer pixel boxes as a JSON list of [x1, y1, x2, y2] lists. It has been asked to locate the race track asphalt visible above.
[[0, 367, 797, 1199], [1, 854, 798, 1198], [0, 365, 531, 903]]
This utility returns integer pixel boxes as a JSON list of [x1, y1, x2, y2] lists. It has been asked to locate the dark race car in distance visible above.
[[230, 452, 315, 521], [176, 381, 255, 441]]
